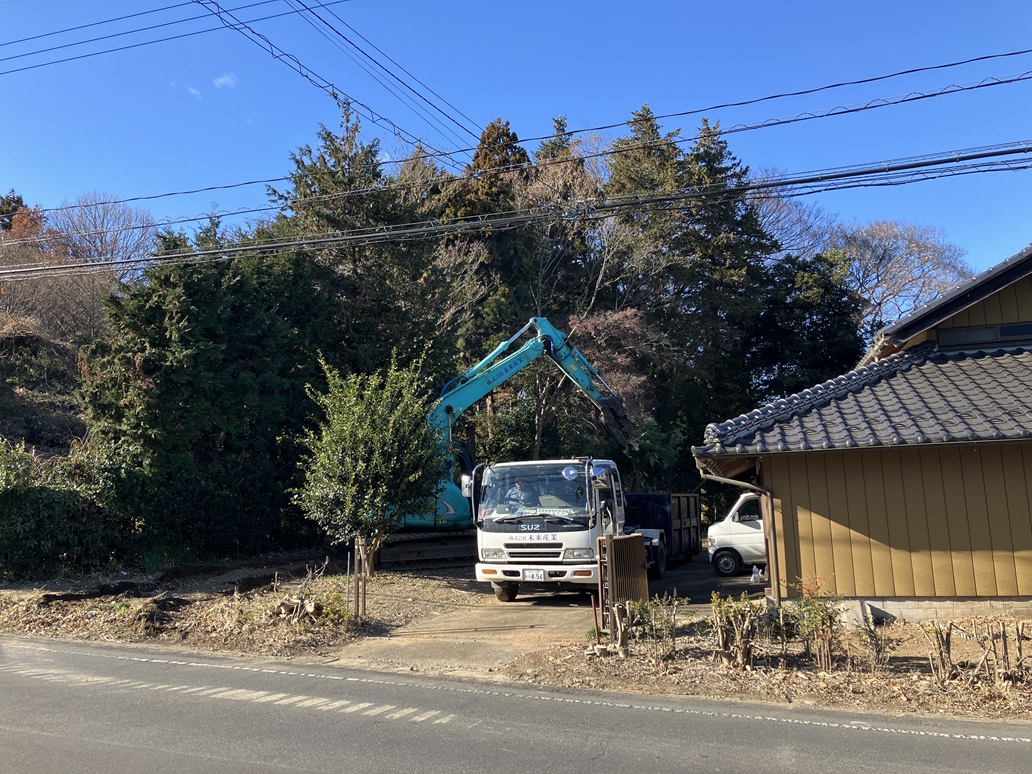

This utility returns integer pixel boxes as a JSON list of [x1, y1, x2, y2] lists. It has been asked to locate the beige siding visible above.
[[938, 275, 1032, 328], [765, 444, 1032, 599]]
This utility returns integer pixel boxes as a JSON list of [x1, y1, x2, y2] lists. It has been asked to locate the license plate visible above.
[[523, 569, 545, 582]]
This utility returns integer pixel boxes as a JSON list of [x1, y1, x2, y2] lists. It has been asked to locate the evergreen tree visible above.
[[0, 189, 25, 232], [296, 354, 448, 554], [80, 241, 350, 561], [266, 110, 440, 371]]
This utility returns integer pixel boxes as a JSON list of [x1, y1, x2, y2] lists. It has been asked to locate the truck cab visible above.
[[473, 458, 624, 602], [704, 492, 766, 576]]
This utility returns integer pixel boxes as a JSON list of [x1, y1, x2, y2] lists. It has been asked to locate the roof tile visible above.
[[693, 344, 1032, 459]]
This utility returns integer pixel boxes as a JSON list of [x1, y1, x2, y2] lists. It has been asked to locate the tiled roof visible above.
[[692, 343, 1032, 462]]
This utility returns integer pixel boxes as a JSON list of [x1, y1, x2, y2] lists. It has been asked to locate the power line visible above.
[[286, 0, 481, 141], [7, 3, 1030, 203], [8, 3, 1030, 161], [0, 1, 280, 65], [0, 0, 352, 77], [190, 0, 465, 173], [560, 46, 1032, 140], [319, 3, 482, 136], [279, 0, 474, 153], [15, 65, 1032, 237], [2, 1, 474, 161], [0, 1, 196, 48], [4, 140, 1029, 281]]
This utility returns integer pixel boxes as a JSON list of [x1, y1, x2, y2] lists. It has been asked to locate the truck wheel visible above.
[[713, 550, 741, 577], [494, 583, 519, 602], [647, 541, 667, 580]]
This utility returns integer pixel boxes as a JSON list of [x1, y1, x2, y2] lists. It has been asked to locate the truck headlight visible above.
[[481, 548, 507, 562], [563, 548, 594, 562]]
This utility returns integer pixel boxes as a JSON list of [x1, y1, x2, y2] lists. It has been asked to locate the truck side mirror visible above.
[[461, 475, 473, 499]]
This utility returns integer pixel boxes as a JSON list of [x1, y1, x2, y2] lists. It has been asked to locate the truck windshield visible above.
[[479, 463, 590, 524]]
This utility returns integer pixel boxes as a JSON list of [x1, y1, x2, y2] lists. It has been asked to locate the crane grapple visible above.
[[598, 396, 635, 449]]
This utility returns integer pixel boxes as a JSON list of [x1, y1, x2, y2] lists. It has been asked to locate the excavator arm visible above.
[[403, 317, 633, 529], [429, 317, 633, 448]]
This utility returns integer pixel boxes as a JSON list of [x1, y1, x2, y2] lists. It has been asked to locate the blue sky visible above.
[[3, 0, 1031, 271]]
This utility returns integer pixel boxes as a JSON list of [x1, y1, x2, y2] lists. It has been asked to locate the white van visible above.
[[704, 492, 766, 576]]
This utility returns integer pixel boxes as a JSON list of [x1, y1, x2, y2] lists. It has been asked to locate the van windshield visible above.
[[479, 462, 590, 524]]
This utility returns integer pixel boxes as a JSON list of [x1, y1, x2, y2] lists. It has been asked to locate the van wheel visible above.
[[648, 541, 667, 580], [494, 583, 519, 602], [713, 551, 741, 577]]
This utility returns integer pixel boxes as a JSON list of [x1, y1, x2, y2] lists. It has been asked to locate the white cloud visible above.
[[187, 86, 202, 100], [213, 73, 238, 89]]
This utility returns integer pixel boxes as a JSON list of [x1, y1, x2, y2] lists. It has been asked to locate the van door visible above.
[[732, 494, 766, 564]]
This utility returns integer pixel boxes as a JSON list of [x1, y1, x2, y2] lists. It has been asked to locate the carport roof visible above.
[[692, 342, 1032, 475]]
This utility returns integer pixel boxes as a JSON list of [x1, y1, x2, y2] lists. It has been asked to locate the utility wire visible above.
[[14, 66, 1032, 241], [0, 0, 350, 76], [7, 4, 1030, 159], [289, 0, 480, 141], [0, 0, 282, 65], [4, 141, 1030, 281], [280, 0, 473, 152], [0, 1, 196, 48], [320, 3, 482, 136], [2, 0, 475, 157], [190, 0, 465, 172]]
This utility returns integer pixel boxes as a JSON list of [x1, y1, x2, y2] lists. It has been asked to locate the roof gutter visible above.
[[693, 455, 770, 495]]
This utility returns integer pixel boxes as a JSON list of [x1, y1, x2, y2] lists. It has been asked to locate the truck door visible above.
[[596, 467, 622, 536]]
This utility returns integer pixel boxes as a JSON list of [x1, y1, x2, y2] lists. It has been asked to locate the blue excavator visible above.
[[379, 317, 633, 562]]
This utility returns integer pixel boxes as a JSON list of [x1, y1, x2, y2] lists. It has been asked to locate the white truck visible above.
[[704, 492, 767, 576], [473, 457, 665, 602]]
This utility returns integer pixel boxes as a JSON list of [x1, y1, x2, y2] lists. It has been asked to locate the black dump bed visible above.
[[624, 492, 702, 560]]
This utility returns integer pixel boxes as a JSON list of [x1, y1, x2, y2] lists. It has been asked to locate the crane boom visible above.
[[403, 317, 634, 529]]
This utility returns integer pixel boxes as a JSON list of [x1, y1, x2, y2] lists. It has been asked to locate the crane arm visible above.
[[429, 317, 633, 448]]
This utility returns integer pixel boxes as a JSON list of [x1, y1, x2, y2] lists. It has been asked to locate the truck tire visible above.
[[647, 540, 667, 580], [713, 550, 742, 577], [494, 583, 519, 602]]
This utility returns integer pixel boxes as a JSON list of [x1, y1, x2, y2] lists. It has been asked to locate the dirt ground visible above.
[[0, 553, 1030, 723]]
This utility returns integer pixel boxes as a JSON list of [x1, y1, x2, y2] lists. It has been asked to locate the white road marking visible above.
[[4, 641, 1024, 743]]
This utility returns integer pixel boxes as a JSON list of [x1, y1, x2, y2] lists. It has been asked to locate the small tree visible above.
[[296, 354, 449, 562]]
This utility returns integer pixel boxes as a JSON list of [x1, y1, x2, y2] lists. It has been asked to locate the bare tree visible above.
[[49, 191, 156, 282], [829, 221, 973, 342], [749, 169, 838, 259], [0, 199, 151, 343]]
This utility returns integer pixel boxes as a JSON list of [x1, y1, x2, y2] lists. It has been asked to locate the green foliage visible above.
[[749, 253, 865, 400], [0, 104, 874, 577], [0, 188, 24, 231], [0, 441, 114, 579], [473, 393, 555, 462], [618, 417, 685, 491], [80, 247, 352, 562], [0, 325, 86, 454], [296, 354, 448, 551]]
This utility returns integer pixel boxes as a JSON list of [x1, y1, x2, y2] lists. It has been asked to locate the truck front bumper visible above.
[[476, 562, 598, 586]]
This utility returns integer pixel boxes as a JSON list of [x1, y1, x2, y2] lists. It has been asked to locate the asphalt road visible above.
[[2, 635, 1030, 773]]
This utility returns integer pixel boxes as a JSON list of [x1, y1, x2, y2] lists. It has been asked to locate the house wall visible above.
[[765, 443, 1032, 612], [936, 274, 1032, 327]]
